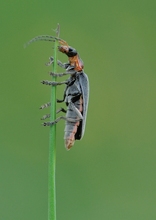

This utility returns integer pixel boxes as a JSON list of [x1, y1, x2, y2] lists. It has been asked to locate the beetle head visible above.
[[58, 45, 69, 53], [58, 39, 77, 57]]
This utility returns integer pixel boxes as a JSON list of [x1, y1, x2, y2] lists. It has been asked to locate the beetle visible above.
[[25, 36, 89, 150]]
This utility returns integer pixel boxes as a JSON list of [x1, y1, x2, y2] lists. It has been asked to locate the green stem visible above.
[[48, 24, 60, 220]]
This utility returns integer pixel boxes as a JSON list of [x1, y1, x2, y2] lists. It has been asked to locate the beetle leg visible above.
[[57, 89, 66, 102], [39, 102, 51, 109], [45, 56, 54, 66], [57, 83, 68, 103], [42, 100, 83, 126], [40, 108, 66, 121], [56, 80, 81, 102], [57, 60, 70, 69], [41, 80, 68, 86], [56, 107, 67, 114], [69, 102, 83, 120], [41, 114, 50, 120], [66, 65, 75, 71], [42, 116, 81, 126], [57, 99, 64, 103], [49, 70, 75, 77]]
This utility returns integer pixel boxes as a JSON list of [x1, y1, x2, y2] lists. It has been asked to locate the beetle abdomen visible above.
[[64, 96, 83, 150]]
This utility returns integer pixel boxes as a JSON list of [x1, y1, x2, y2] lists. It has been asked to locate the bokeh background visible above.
[[1, 0, 156, 219]]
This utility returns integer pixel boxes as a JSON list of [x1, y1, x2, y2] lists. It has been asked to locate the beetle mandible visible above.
[[25, 36, 89, 150]]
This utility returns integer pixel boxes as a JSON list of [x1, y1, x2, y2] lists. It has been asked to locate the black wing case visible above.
[[78, 72, 89, 139]]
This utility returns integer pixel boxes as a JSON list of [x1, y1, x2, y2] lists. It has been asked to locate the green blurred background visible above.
[[1, 0, 156, 219]]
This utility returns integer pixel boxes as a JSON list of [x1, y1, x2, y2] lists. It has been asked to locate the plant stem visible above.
[[48, 24, 60, 220]]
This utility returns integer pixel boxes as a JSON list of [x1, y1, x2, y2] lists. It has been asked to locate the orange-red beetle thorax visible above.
[[69, 55, 84, 72]]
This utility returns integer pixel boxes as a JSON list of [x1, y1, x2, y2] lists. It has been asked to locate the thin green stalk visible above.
[[48, 24, 60, 220]]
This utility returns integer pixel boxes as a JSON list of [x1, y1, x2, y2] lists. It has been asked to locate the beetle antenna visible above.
[[24, 35, 69, 48], [24, 35, 58, 48], [59, 39, 69, 47]]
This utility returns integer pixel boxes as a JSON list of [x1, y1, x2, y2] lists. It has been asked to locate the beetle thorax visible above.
[[69, 55, 84, 72]]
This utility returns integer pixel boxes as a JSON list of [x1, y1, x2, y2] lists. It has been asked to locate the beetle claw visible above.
[[45, 56, 54, 66]]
